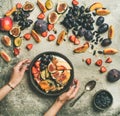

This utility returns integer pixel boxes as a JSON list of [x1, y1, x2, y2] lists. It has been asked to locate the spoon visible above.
[[70, 80, 96, 107]]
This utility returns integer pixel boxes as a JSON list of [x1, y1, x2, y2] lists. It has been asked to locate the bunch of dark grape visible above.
[[40, 54, 53, 71], [12, 9, 33, 30], [61, 5, 95, 41]]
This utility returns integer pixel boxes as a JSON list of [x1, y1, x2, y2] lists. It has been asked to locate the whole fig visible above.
[[34, 19, 47, 34], [107, 69, 120, 82]]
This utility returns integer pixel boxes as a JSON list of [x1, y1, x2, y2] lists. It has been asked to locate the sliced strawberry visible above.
[[34, 77, 40, 84], [74, 38, 80, 45], [105, 57, 112, 63], [72, 0, 79, 6], [86, 58, 92, 65], [37, 13, 45, 19], [13, 48, 20, 56], [41, 31, 48, 37], [26, 44, 33, 50], [24, 33, 31, 40], [69, 35, 76, 43], [95, 59, 103, 66], [32, 66, 38, 74], [47, 24, 54, 31], [33, 72, 40, 78], [48, 34, 56, 41], [16, 3, 22, 9], [100, 66, 107, 73], [35, 60, 41, 68]]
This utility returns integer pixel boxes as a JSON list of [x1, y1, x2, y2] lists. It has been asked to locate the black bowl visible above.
[[29, 51, 74, 96], [93, 89, 113, 111]]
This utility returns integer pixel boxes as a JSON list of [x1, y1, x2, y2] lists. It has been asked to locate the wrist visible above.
[[8, 81, 17, 88], [56, 97, 67, 106], [7, 83, 14, 90]]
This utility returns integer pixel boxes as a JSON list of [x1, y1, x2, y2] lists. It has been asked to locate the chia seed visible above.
[[91, 44, 94, 49], [91, 39, 95, 43], [99, 38, 103, 42], [96, 33, 100, 37], [92, 12, 97, 16], [98, 51, 103, 54], [93, 50, 96, 55], [94, 42, 98, 45]]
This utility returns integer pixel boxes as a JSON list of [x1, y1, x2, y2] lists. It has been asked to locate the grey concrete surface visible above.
[[0, 0, 120, 116]]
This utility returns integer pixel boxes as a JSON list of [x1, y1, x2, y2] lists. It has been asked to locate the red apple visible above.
[[0, 17, 13, 31]]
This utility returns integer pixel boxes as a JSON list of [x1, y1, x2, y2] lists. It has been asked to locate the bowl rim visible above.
[[29, 51, 74, 97], [93, 89, 113, 111]]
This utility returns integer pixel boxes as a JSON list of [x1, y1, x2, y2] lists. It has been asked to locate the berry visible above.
[[24, 33, 31, 40], [26, 44, 33, 50], [95, 59, 103, 66], [100, 66, 107, 73], [48, 34, 56, 41], [105, 57, 112, 63], [86, 58, 92, 65]]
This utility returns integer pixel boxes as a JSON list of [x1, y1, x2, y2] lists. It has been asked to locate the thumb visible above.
[[20, 65, 27, 74]]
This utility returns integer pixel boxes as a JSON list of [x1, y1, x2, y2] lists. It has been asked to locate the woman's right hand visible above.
[[9, 59, 31, 88]]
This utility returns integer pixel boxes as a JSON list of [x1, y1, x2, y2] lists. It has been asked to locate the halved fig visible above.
[[108, 25, 114, 39], [51, 71, 62, 79], [96, 8, 110, 16], [73, 42, 89, 53], [23, 1, 34, 12], [48, 62, 56, 73], [56, 70, 70, 85], [56, 2, 68, 14], [56, 30, 66, 45], [9, 27, 21, 38], [103, 48, 118, 55], [56, 61, 72, 70], [52, 57, 58, 65], [0, 50, 11, 62], [31, 30, 41, 43], [90, 2, 103, 11], [48, 11, 59, 24], [2, 35, 11, 47]]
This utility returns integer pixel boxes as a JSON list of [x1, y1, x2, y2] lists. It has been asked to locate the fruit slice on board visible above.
[[31, 30, 41, 43], [14, 37, 22, 47], [56, 2, 68, 14], [13, 48, 20, 56], [24, 33, 31, 40], [48, 11, 59, 24], [2, 35, 11, 47], [22, 1, 34, 12], [0, 50, 11, 62], [48, 34, 56, 41], [5, 6, 16, 16], [9, 27, 21, 38], [103, 48, 118, 55], [108, 25, 114, 39], [73, 42, 89, 53], [90, 2, 103, 11], [56, 30, 66, 45], [96, 9, 110, 16], [47, 24, 54, 31], [45, 0, 53, 10], [37, 0, 47, 13], [26, 44, 33, 50]]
